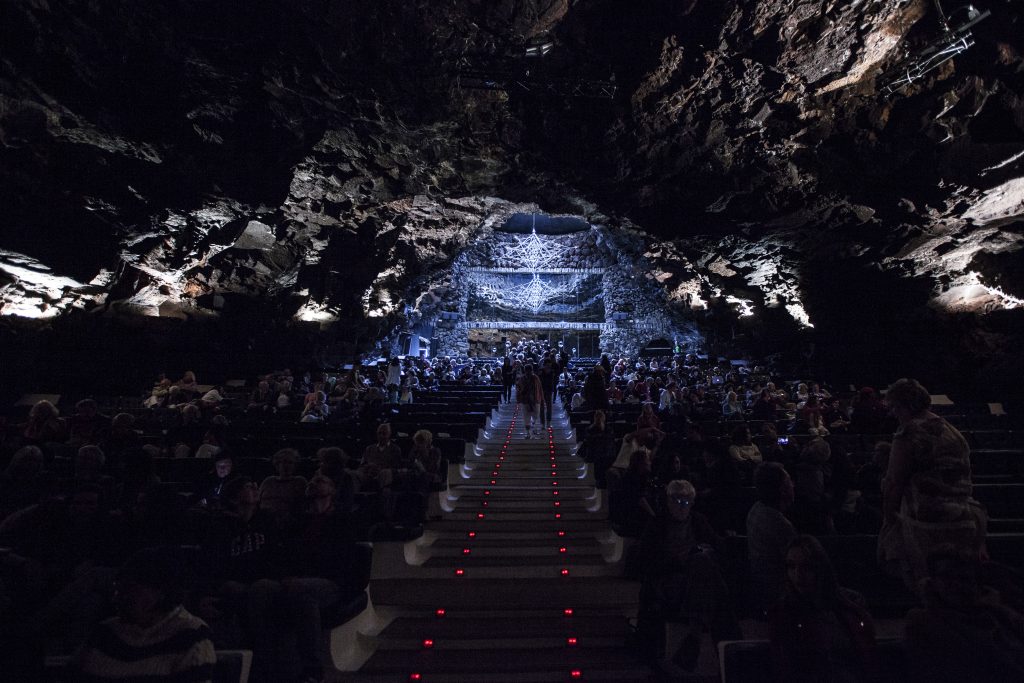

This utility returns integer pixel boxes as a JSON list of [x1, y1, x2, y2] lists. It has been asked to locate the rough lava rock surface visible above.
[[1, 0, 1023, 393]]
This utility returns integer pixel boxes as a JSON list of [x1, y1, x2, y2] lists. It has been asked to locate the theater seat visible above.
[[718, 639, 907, 682], [44, 650, 253, 683]]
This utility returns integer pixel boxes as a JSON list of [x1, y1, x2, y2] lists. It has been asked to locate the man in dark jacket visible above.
[[635, 480, 740, 671]]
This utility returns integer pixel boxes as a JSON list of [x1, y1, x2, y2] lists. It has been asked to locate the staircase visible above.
[[335, 400, 650, 682]]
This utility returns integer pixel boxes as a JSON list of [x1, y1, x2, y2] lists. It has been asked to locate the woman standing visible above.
[[877, 378, 987, 590]]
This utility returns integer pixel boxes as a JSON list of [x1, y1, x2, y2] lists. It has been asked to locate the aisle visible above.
[[338, 399, 651, 682]]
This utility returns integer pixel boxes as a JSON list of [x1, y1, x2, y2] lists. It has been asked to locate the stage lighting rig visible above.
[[879, 3, 990, 96]]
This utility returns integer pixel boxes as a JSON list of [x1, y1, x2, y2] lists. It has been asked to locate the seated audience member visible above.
[[177, 370, 200, 395], [654, 452, 688, 489], [636, 480, 739, 669], [850, 387, 888, 434], [747, 462, 798, 613], [798, 394, 828, 435], [0, 445, 49, 519], [582, 410, 616, 487], [728, 424, 762, 470], [357, 423, 402, 491], [116, 449, 161, 511], [67, 399, 109, 446], [300, 391, 329, 423], [247, 380, 276, 418], [103, 413, 142, 469], [274, 474, 360, 682], [167, 404, 205, 458], [878, 378, 987, 591], [750, 389, 778, 421], [822, 396, 850, 432], [22, 399, 68, 447], [694, 441, 743, 535], [791, 437, 834, 534], [612, 450, 657, 537], [410, 430, 443, 491], [316, 447, 356, 513], [754, 422, 786, 464], [770, 535, 877, 683], [143, 377, 173, 409], [905, 546, 1024, 682], [721, 391, 744, 419], [259, 448, 308, 520], [198, 477, 285, 678], [198, 456, 234, 508], [71, 445, 116, 501], [75, 546, 215, 683], [855, 441, 889, 532]]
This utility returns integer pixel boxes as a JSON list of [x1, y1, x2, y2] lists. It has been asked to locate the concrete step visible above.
[[428, 519, 609, 533], [370, 578, 639, 609], [358, 645, 648, 676]]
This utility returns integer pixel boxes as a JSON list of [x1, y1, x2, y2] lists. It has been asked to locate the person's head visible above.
[[801, 438, 831, 465], [222, 476, 259, 512], [29, 399, 58, 421], [5, 445, 44, 479], [731, 424, 752, 445], [75, 445, 106, 478], [641, 402, 655, 416], [785, 535, 840, 602], [759, 388, 770, 401], [524, 364, 534, 376], [69, 483, 103, 518], [111, 412, 135, 430], [182, 370, 196, 384], [75, 399, 98, 417], [664, 479, 695, 521], [805, 394, 819, 408], [885, 378, 931, 420], [305, 473, 337, 502], [376, 423, 392, 444], [214, 456, 233, 480], [761, 422, 778, 438], [316, 446, 348, 472], [592, 410, 606, 429], [754, 462, 794, 510], [181, 404, 201, 423], [272, 448, 300, 477], [114, 546, 190, 626], [924, 545, 982, 607], [413, 429, 433, 448]]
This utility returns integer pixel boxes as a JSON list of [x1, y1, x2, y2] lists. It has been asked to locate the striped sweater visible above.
[[76, 606, 216, 683]]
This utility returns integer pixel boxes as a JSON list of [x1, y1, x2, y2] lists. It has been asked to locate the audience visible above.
[[0, 355, 1015, 681]]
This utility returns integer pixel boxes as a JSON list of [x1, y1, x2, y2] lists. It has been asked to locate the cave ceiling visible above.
[[1, 0, 1024, 386]]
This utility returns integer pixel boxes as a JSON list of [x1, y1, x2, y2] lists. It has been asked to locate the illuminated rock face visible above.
[[0, 0, 1023, 390]]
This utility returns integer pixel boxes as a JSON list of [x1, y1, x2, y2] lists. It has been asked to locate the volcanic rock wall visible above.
[[1, 0, 1023, 394]]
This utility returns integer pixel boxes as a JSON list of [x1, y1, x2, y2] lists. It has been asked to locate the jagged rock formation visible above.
[[1, 0, 1023, 393]]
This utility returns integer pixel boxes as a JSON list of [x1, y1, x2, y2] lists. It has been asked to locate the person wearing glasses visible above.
[[634, 480, 740, 672]]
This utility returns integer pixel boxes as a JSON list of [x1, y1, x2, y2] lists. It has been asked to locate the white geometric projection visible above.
[[472, 272, 581, 313], [498, 226, 564, 271]]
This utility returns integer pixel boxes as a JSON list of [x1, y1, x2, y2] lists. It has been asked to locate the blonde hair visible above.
[[413, 429, 433, 447], [666, 479, 696, 500]]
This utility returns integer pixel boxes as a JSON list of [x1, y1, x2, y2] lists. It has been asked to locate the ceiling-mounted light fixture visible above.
[[879, 2, 991, 96]]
